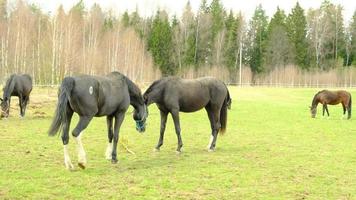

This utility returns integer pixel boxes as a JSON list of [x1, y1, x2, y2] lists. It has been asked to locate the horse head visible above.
[[127, 80, 148, 133], [309, 106, 317, 118], [0, 97, 10, 118]]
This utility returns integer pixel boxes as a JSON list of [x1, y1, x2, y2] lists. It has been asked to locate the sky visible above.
[[15, 0, 356, 22]]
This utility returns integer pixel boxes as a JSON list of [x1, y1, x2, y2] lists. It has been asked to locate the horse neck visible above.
[[3, 76, 15, 100], [124, 77, 142, 108], [144, 80, 165, 105], [312, 94, 319, 108]]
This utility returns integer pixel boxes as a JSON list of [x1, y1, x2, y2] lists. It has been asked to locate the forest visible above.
[[0, 0, 356, 86]]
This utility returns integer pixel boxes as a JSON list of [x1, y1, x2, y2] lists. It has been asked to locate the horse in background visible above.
[[0, 74, 32, 118], [143, 77, 231, 153], [48, 72, 147, 170], [310, 90, 352, 119]]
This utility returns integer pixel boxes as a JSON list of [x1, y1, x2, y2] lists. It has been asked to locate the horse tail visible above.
[[348, 94, 352, 119], [48, 77, 74, 136], [220, 87, 231, 135]]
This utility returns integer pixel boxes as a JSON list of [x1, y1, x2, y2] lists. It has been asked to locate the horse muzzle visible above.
[[135, 120, 146, 133]]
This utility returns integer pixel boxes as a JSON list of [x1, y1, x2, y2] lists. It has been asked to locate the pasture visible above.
[[0, 87, 355, 199]]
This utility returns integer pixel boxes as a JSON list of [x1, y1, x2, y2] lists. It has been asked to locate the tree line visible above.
[[0, 0, 356, 85]]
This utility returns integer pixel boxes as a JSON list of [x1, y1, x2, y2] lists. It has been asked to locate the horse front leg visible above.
[[105, 116, 114, 160], [72, 116, 93, 169], [155, 110, 168, 151], [322, 104, 326, 117], [325, 105, 330, 117], [111, 111, 126, 164], [171, 110, 183, 153]]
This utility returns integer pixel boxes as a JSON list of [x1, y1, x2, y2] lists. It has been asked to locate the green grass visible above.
[[0, 87, 356, 199]]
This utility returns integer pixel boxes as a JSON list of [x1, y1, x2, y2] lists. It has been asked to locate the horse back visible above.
[[69, 75, 129, 117], [165, 77, 226, 112]]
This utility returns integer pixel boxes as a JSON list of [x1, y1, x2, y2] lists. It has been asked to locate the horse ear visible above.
[[0, 97, 2, 102]]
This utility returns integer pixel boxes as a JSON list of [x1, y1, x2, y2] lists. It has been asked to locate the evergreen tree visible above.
[[181, 1, 196, 66], [265, 7, 294, 69], [147, 11, 176, 76], [121, 11, 129, 27], [209, 0, 226, 66], [350, 10, 356, 65], [223, 10, 239, 70], [0, 0, 6, 19], [246, 5, 268, 79], [286, 2, 308, 69]]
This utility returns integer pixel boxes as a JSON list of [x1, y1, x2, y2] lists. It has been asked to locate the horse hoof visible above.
[[111, 159, 118, 164], [153, 148, 160, 152], [208, 148, 215, 152], [176, 150, 182, 154], [78, 163, 86, 170]]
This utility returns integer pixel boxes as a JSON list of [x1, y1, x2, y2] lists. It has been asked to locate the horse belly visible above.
[[179, 96, 209, 112]]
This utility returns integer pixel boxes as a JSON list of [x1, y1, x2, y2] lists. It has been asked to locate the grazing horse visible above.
[[48, 72, 147, 170], [310, 90, 352, 119], [0, 74, 32, 118], [143, 77, 231, 152]]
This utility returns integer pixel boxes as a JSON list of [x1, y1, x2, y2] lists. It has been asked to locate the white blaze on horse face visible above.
[[63, 145, 74, 170], [75, 135, 87, 165], [105, 142, 113, 160], [207, 135, 214, 149], [89, 86, 93, 95]]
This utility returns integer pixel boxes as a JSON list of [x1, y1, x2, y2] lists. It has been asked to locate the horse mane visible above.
[[3, 74, 16, 100], [312, 90, 325, 107], [144, 77, 178, 95], [109, 71, 142, 101]]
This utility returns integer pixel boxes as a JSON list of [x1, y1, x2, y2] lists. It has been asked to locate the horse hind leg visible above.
[[62, 108, 74, 170], [105, 116, 114, 160], [72, 116, 93, 169], [18, 95, 24, 118], [22, 96, 29, 117], [206, 106, 221, 152], [342, 104, 346, 119]]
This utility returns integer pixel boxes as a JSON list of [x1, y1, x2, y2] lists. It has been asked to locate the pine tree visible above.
[[147, 11, 176, 76], [246, 5, 268, 80], [0, 0, 6, 19], [181, 1, 196, 66], [265, 7, 294, 69], [223, 10, 239, 70], [350, 10, 356, 65], [286, 2, 308, 69], [121, 11, 129, 27]]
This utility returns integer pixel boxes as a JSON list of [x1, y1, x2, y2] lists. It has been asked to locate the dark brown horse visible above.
[[310, 90, 352, 119], [143, 77, 231, 152], [1, 74, 32, 118]]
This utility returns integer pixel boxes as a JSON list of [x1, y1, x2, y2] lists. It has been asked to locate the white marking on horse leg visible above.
[[105, 142, 113, 160], [75, 135, 87, 166], [63, 145, 74, 170], [207, 135, 214, 149]]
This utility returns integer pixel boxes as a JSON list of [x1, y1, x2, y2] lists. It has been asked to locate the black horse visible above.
[[0, 74, 32, 118], [143, 77, 231, 152], [310, 90, 352, 119], [48, 72, 147, 170]]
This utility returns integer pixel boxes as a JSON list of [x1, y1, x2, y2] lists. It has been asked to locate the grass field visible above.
[[0, 87, 356, 199]]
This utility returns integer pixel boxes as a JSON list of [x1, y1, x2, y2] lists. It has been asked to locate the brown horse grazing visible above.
[[143, 77, 231, 152], [310, 90, 352, 119]]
